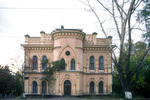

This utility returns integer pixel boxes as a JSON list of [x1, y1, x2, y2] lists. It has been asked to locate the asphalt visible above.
[[1, 97, 150, 100], [0, 97, 117, 100]]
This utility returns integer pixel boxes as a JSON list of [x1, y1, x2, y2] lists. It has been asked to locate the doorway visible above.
[[64, 80, 71, 96]]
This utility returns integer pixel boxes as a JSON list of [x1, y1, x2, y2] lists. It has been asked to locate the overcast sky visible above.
[[0, 0, 142, 68], [0, 0, 103, 67]]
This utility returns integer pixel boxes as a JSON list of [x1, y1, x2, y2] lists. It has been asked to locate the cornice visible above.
[[84, 72, 112, 75], [52, 30, 86, 41], [83, 45, 110, 48], [24, 47, 53, 50], [53, 46, 61, 49], [75, 47, 83, 49], [21, 44, 54, 50], [25, 71, 112, 75], [21, 44, 54, 48]]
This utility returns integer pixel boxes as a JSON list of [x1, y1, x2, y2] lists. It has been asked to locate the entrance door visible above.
[[64, 80, 71, 96]]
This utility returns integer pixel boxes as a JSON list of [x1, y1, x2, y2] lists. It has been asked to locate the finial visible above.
[[40, 31, 45, 33], [61, 25, 64, 29]]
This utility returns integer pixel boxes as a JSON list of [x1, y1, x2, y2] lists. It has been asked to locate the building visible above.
[[21, 26, 113, 97]]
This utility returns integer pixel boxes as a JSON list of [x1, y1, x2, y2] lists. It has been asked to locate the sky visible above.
[[0, 0, 102, 67], [0, 0, 143, 70]]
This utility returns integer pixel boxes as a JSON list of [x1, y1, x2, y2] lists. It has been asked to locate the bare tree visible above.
[[80, 0, 149, 99]]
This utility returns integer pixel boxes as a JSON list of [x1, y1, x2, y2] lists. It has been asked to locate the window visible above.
[[32, 81, 37, 93], [99, 56, 104, 70], [89, 81, 95, 93], [90, 56, 95, 70], [41, 81, 47, 94], [99, 81, 104, 93], [61, 58, 65, 70], [71, 59, 75, 70], [65, 51, 70, 56], [42, 56, 47, 70], [33, 56, 38, 70]]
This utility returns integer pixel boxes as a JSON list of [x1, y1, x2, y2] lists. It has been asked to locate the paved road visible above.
[[1, 97, 150, 100], [0, 97, 119, 100]]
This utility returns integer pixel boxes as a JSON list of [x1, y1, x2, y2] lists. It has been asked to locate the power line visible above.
[[0, 36, 23, 38], [0, 7, 105, 10]]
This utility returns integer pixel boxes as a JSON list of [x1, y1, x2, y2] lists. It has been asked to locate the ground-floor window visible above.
[[89, 81, 95, 93], [99, 81, 104, 93], [32, 81, 37, 93], [41, 81, 47, 94]]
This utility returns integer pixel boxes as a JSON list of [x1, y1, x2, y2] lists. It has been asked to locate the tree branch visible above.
[[112, 0, 121, 40], [130, 47, 150, 78], [97, 0, 113, 15]]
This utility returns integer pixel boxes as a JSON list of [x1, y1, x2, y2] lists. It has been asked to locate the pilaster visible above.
[[24, 74, 29, 93], [95, 59, 99, 73], [55, 72, 59, 95], [83, 74, 86, 94], [38, 85, 40, 94], [95, 84, 98, 94], [76, 73, 80, 94], [38, 59, 41, 72], [87, 59, 89, 73]]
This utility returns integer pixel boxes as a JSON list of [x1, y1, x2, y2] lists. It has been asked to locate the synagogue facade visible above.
[[21, 26, 113, 96]]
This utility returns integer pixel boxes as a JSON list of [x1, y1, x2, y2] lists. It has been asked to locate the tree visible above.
[[131, 41, 150, 97], [0, 65, 23, 96], [137, 0, 150, 46], [113, 41, 150, 98], [80, 0, 149, 99], [41, 60, 66, 94]]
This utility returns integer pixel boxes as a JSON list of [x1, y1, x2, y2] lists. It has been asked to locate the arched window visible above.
[[32, 81, 37, 93], [61, 58, 65, 70], [89, 81, 95, 93], [99, 81, 104, 93], [71, 59, 75, 70], [41, 81, 47, 94], [90, 56, 95, 70], [99, 56, 104, 70], [33, 56, 38, 70], [42, 56, 47, 70]]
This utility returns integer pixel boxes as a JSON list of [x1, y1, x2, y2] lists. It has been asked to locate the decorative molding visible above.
[[52, 32, 85, 41], [53, 46, 61, 49], [84, 47, 111, 51], [75, 47, 83, 49], [24, 47, 53, 50]]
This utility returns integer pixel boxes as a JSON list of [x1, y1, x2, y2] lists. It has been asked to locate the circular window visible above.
[[65, 51, 70, 56]]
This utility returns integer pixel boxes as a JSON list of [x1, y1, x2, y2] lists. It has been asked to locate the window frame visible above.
[[33, 56, 38, 70], [89, 56, 95, 70], [32, 81, 37, 93], [99, 56, 104, 70], [61, 58, 65, 70], [71, 58, 76, 70], [99, 81, 104, 94], [42, 56, 47, 70], [89, 81, 95, 94], [41, 81, 47, 94]]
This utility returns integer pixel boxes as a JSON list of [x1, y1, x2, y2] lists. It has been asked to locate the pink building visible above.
[[21, 26, 113, 97]]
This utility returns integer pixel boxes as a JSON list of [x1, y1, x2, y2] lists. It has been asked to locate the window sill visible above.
[[32, 69, 38, 71]]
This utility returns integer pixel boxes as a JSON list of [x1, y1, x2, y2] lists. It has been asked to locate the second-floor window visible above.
[[71, 59, 75, 70], [42, 56, 47, 70], [61, 58, 65, 70], [90, 56, 95, 70], [33, 56, 38, 70], [99, 56, 104, 70]]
